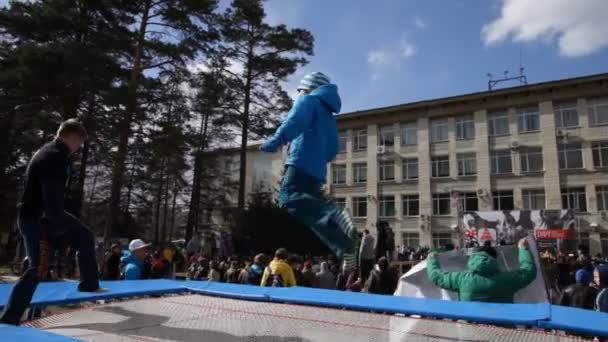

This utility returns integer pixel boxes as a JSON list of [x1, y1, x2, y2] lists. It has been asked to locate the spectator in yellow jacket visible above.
[[261, 248, 296, 287]]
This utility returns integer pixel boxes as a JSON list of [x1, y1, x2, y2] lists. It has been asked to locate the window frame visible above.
[[401, 122, 418, 146], [522, 189, 546, 210], [402, 158, 419, 181], [558, 143, 584, 170], [431, 155, 450, 178], [592, 142, 608, 168], [378, 159, 395, 182], [598, 185, 608, 211], [561, 187, 587, 213], [353, 128, 368, 151], [492, 190, 514, 211], [378, 125, 395, 147], [337, 130, 347, 153], [352, 197, 368, 217], [520, 147, 544, 173], [455, 115, 475, 140], [402, 232, 420, 250], [487, 112, 510, 136], [517, 107, 540, 133], [378, 195, 396, 218], [402, 194, 420, 217], [331, 164, 346, 185], [458, 192, 479, 212], [457, 152, 477, 176], [432, 193, 451, 215], [353, 162, 367, 184], [588, 97, 608, 126], [430, 118, 449, 143], [334, 197, 346, 210], [432, 232, 452, 248], [555, 102, 579, 128], [490, 150, 513, 175]]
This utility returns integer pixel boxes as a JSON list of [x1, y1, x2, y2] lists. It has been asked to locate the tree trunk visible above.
[[186, 111, 210, 242], [154, 158, 166, 245], [85, 164, 99, 224], [106, 0, 152, 245], [161, 174, 171, 243], [237, 40, 255, 209], [169, 179, 178, 241]]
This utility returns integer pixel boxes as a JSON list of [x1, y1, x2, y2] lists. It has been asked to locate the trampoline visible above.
[[1, 280, 607, 341]]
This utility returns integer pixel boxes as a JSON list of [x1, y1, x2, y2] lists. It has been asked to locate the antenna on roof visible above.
[[487, 46, 528, 91]]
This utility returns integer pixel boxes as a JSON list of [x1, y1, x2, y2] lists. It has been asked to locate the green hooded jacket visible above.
[[426, 248, 536, 303]]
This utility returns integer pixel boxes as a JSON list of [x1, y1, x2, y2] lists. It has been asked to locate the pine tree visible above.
[[217, 0, 314, 209]]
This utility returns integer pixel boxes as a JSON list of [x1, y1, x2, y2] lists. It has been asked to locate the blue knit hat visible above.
[[297, 72, 331, 92], [576, 269, 592, 285]]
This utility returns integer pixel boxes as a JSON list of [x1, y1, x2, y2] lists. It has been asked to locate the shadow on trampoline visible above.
[[51, 306, 312, 342]]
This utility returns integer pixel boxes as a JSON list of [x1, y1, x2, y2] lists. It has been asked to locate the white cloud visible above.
[[368, 50, 392, 66], [400, 40, 417, 58], [413, 16, 427, 30], [482, 0, 608, 57]]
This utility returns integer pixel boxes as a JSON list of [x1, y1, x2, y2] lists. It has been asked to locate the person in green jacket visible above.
[[427, 238, 536, 303]]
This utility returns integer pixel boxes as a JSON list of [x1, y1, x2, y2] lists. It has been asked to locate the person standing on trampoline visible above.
[[260, 72, 359, 274], [0, 119, 105, 325]]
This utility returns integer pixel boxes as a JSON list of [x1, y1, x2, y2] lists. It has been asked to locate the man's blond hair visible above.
[[57, 118, 88, 140]]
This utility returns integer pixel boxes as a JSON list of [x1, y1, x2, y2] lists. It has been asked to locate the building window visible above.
[[431, 156, 450, 178], [432, 233, 452, 248], [455, 115, 475, 140], [402, 194, 419, 216], [493, 191, 514, 211], [401, 123, 417, 146], [555, 102, 579, 128], [353, 128, 367, 151], [402, 158, 418, 181], [561, 187, 587, 212], [379, 195, 395, 217], [378, 125, 395, 147], [430, 119, 449, 143], [334, 197, 346, 210], [593, 142, 608, 168], [523, 189, 545, 210], [402, 232, 420, 250], [588, 97, 608, 126], [332, 164, 346, 184], [352, 197, 367, 217], [597, 185, 608, 211], [337, 130, 347, 153], [518, 107, 540, 133], [601, 233, 608, 256], [490, 150, 512, 175], [488, 112, 510, 136], [578, 232, 590, 250], [378, 159, 395, 181], [458, 192, 479, 212], [520, 147, 543, 173], [457, 153, 477, 176], [353, 163, 367, 183], [558, 143, 583, 170], [432, 193, 451, 215]]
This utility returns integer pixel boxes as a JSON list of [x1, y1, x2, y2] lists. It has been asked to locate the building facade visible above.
[[328, 73, 608, 254]]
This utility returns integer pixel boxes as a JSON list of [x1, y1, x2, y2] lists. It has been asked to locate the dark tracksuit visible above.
[[0, 139, 100, 325]]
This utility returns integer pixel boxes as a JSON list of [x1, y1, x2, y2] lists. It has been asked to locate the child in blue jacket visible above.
[[261, 72, 358, 274]]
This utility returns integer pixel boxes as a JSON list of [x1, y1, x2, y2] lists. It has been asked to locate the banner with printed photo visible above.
[[462, 209, 575, 246]]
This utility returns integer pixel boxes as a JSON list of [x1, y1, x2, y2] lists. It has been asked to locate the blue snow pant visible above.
[[279, 165, 357, 258]]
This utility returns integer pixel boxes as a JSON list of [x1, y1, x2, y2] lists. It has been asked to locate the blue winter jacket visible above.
[[121, 251, 144, 280], [267, 84, 341, 181]]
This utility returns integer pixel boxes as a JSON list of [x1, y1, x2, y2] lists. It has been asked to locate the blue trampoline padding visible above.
[[0, 280, 189, 308], [539, 305, 608, 337], [266, 286, 550, 325], [0, 324, 80, 342], [184, 281, 272, 301]]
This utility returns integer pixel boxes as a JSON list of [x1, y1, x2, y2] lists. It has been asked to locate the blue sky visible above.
[[265, 0, 608, 113], [3, 0, 607, 114]]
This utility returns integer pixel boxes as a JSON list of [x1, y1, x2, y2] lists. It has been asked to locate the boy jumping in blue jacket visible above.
[[260, 72, 359, 274]]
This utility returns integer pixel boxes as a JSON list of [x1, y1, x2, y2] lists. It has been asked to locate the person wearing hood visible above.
[[595, 264, 608, 312], [260, 72, 359, 274], [427, 238, 536, 303], [558, 269, 599, 310], [122, 239, 150, 280], [363, 257, 397, 295], [245, 254, 267, 286], [316, 261, 336, 290]]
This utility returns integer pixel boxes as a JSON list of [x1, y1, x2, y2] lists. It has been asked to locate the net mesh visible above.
[[28, 294, 584, 342]]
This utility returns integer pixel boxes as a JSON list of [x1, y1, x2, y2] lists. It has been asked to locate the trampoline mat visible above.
[[28, 294, 581, 342]]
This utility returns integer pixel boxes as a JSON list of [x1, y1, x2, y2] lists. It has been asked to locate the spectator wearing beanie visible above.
[[558, 269, 599, 310]]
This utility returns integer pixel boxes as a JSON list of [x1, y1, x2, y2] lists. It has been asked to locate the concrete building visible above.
[[328, 73, 608, 254]]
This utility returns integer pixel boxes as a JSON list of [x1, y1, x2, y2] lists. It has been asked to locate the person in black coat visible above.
[[558, 269, 599, 310], [102, 244, 122, 280], [0, 120, 103, 325]]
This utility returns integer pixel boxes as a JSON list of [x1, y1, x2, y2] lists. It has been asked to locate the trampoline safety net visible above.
[[27, 294, 582, 342]]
